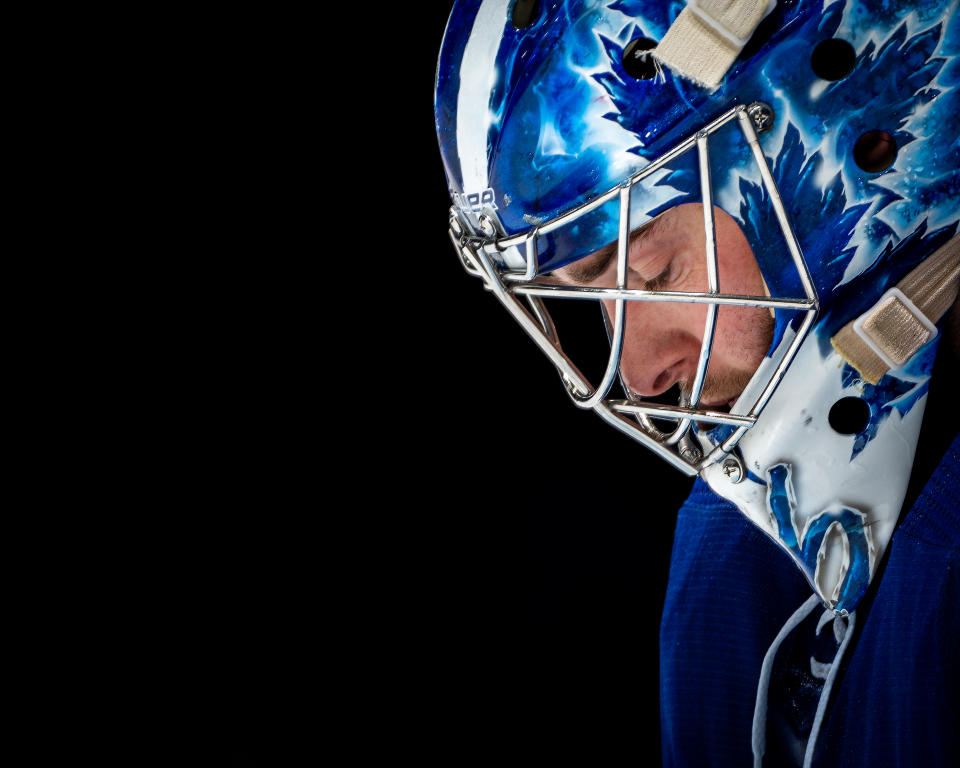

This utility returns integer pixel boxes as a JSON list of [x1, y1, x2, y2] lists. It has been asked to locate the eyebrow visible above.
[[558, 214, 668, 284]]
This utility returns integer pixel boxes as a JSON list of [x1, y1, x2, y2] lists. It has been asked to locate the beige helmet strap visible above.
[[652, 0, 777, 89], [831, 235, 960, 384]]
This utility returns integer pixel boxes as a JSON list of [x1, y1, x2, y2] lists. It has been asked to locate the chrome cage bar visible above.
[[447, 103, 819, 475]]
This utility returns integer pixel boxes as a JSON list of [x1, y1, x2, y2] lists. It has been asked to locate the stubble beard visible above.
[[681, 308, 776, 409]]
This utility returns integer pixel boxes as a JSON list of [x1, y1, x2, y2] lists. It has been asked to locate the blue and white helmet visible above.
[[436, 0, 959, 613]]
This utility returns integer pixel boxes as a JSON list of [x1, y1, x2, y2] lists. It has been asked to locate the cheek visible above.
[[715, 215, 766, 297], [714, 304, 775, 368], [713, 212, 773, 363]]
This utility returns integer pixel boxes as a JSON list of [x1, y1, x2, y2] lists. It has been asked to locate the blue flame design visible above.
[[767, 463, 871, 613]]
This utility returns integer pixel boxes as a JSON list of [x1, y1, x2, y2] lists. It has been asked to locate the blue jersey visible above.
[[660, 432, 960, 767]]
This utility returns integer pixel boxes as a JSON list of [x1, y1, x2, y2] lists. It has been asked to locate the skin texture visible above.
[[553, 203, 774, 407]]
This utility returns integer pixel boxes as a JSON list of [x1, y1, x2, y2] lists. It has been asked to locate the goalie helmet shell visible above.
[[436, 0, 959, 613]]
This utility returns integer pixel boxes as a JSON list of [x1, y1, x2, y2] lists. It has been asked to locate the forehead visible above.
[[551, 208, 684, 284]]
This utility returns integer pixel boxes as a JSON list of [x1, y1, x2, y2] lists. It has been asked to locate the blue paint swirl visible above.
[[767, 463, 871, 612]]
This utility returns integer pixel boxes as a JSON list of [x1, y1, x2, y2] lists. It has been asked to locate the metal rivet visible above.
[[721, 457, 743, 484], [678, 433, 702, 464], [478, 214, 497, 238], [747, 101, 775, 133]]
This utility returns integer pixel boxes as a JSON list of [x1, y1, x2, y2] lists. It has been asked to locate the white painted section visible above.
[[702, 330, 927, 607], [456, 0, 511, 198]]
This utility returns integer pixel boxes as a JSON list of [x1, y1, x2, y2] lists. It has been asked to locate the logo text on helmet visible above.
[[452, 188, 498, 212]]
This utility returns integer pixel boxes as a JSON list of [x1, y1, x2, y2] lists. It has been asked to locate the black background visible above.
[[356, 1, 696, 761], [194, 4, 697, 764]]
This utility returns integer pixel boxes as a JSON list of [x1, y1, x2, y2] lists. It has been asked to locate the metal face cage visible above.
[[447, 103, 819, 475]]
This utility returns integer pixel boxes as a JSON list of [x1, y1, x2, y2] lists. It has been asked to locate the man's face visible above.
[[553, 203, 774, 408]]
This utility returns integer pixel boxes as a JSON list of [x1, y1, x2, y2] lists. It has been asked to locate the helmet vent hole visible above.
[[511, 0, 539, 29], [828, 397, 870, 435], [622, 37, 658, 80], [853, 130, 897, 173], [810, 38, 856, 80]]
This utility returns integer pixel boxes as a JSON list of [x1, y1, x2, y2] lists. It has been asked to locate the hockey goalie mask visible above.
[[436, 0, 959, 613]]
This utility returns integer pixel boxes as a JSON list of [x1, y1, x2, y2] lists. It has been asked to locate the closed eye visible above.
[[554, 213, 670, 285], [641, 265, 672, 291]]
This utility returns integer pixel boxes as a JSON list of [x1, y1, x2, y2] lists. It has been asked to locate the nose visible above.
[[610, 300, 702, 398]]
